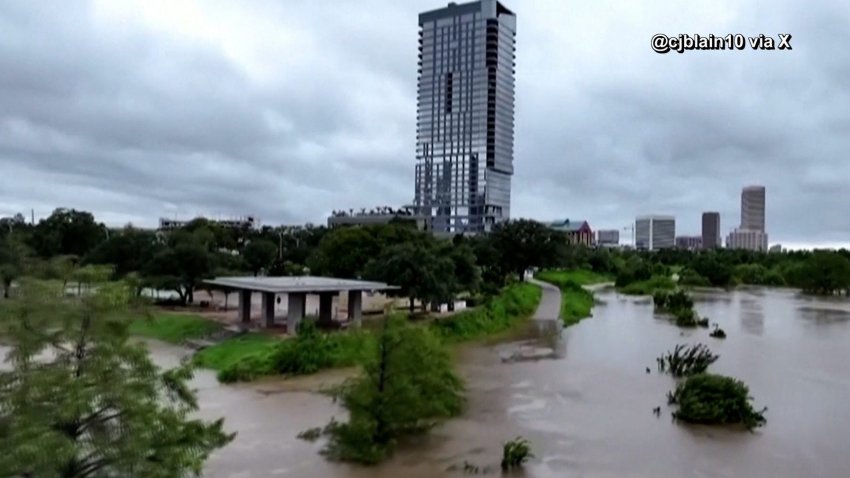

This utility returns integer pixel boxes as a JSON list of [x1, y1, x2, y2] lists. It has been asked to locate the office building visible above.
[[547, 219, 593, 246], [328, 207, 427, 230], [676, 235, 703, 250], [701, 212, 720, 249], [635, 215, 676, 251], [727, 229, 768, 251], [741, 185, 766, 232], [158, 215, 258, 231], [412, 1, 517, 234], [596, 229, 620, 246], [727, 185, 769, 251]]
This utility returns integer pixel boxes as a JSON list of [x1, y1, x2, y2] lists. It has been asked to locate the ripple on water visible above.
[[797, 306, 850, 324]]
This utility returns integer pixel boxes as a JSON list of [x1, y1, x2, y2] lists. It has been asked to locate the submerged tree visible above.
[[323, 316, 464, 464], [0, 279, 234, 477], [657, 343, 719, 377], [501, 436, 534, 470]]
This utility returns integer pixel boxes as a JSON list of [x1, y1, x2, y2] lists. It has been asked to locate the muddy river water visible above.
[[8, 286, 850, 477]]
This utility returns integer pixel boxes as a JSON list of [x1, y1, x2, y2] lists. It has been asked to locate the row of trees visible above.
[[1, 209, 568, 307], [4, 208, 850, 303]]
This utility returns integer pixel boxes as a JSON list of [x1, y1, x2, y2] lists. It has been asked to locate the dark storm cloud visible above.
[[0, 0, 848, 246]]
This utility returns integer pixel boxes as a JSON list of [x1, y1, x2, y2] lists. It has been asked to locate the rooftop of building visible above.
[[204, 276, 398, 294], [419, 0, 514, 23], [636, 215, 675, 220], [547, 219, 591, 232]]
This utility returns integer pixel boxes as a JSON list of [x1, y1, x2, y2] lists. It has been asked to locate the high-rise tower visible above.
[[413, 1, 516, 234], [727, 185, 768, 251], [701, 211, 720, 249], [740, 185, 766, 232]]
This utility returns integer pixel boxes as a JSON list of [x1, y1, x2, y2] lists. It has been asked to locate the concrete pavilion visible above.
[[203, 276, 398, 332]]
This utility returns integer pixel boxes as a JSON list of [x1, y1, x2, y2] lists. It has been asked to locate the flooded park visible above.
[[7, 286, 850, 477], [158, 285, 850, 477]]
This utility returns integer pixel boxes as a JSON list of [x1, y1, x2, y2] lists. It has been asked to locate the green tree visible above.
[[799, 251, 850, 295], [691, 254, 733, 287], [307, 227, 378, 279], [324, 317, 463, 464], [0, 235, 28, 298], [488, 219, 559, 282], [0, 280, 234, 476], [30, 208, 106, 258], [84, 227, 158, 277], [242, 239, 278, 276], [143, 232, 215, 305], [364, 242, 454, 313]]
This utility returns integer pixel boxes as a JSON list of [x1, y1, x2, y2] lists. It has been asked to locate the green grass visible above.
[[561, 285, 595, 327], [619, 275, 676, 295], [430, 282, 542, 342], [190, 282, 543, 383], [129, 313, 223, 343], [192, 333, 281, 371], [536, 269, 611, 286], [536, 269, 598, 327]]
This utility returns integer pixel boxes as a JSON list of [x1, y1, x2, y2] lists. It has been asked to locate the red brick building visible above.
[[547, 219, 593, 246]]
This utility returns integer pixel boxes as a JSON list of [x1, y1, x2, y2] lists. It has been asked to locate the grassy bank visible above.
[[129, 313, 223, 343], [192, 282, 542, 382], [535, 269, 611, 286], [536, 269, 604, 327], [431, 282, 541, 342], [618, 275, 676, 295]]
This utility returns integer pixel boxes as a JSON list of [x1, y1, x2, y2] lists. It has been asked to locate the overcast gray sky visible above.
[[1, 0, 848, 248]]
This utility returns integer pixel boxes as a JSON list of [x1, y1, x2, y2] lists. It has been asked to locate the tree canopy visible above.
[[0, 279, 233, 476]]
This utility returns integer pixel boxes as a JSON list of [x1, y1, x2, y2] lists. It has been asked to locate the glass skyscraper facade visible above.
[[413, 1, 516, 233]]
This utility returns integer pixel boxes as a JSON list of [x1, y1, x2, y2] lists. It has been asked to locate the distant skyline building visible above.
[[596, 229, 620, 246], [741, 185, 766, 232], [547, 218, 593, 246], [701, 212, 721, 249], [635, 215, 676, 251], [676, 235, 703, 250], [727, 185, 768, 251], [158, 215, 258, 231], [412, 1, 517, 234], [727, 229, 768, 251]]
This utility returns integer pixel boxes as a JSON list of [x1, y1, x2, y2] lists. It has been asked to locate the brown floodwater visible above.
[[6, 286, 850, 477]]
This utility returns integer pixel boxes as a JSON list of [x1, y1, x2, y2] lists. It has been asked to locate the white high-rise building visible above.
[[741, 185, 766, 232], [727, 185, 768, 251], [635, 215, 676, 251]]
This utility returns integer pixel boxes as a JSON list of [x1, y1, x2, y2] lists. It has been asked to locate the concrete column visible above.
[[261, 292, 275, 328], [287, 292, 306, 334], [238, 289, 252, 324], [347, 290, 362, 328], [318, 292, 334, 327]]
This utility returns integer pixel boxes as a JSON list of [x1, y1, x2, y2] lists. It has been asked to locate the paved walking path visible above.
[[528, 278, 562, 322]]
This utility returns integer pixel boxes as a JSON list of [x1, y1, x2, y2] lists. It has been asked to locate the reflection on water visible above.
[[797, 306, 850, 324]]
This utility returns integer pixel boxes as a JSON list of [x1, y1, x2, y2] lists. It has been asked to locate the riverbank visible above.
[[535, 269, 609, 327], [137, 282, 543, 382], [617, 275, 676, 295]]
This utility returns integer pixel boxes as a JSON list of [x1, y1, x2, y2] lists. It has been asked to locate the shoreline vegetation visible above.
[[535, 269, 610, 327], [131, 281, 542, 383]]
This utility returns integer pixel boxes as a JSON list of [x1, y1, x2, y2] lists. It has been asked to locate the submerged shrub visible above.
[[501, 436, 534, 470], [657, 343, 718, 377], [669, 373, 767, 430], [710, 325, 727, 339]]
